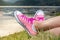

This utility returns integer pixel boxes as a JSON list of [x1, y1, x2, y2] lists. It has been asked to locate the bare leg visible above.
[[47, 27, 60, 36], [34, 16, 60, 35]]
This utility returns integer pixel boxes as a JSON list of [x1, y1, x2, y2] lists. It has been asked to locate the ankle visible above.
[[34, 21, 44, 31], [33, 21, 39, 31]]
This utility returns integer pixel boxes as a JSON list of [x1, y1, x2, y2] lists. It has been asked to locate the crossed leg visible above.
[[47, 27, 60, 36], [34, 16, 60, 36]]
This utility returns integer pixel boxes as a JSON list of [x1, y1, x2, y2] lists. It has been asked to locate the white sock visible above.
[[32, 24, 37, 32]]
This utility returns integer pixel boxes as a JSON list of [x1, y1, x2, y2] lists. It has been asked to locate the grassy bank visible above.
[[0, 31, 60, 40]]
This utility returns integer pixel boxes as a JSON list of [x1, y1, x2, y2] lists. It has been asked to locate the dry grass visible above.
[[0, 31, 60, 40]]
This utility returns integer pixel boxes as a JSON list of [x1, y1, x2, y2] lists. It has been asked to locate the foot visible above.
[[14, 10, 37, 36], [33, 10, 45, 31], [34, 10, 45, 21]]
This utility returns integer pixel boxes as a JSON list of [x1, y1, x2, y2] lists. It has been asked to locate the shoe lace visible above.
[[21, 15, 35, 24]]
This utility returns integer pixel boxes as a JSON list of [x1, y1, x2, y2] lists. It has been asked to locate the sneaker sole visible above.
[[14, 13, 31, 36]]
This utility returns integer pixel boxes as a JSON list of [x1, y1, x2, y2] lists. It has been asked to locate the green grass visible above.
[[0, 31, 60, 40]]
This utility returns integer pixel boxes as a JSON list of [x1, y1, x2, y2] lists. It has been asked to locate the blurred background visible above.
[[0, 6, 60, 16], [0, 0, 60, 6]]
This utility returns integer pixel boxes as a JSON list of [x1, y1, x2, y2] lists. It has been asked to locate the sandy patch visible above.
[[0, 16, 24, 37]]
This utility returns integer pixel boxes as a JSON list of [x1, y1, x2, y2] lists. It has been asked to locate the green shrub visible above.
[[55, 12, 60, 16]]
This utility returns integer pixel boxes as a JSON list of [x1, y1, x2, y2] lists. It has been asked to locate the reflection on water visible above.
[[3, 0, 18, 3]]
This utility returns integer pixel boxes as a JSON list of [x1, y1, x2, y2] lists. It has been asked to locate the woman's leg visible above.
[[34, 16, 60, 33], [47, 27, 60, 35]]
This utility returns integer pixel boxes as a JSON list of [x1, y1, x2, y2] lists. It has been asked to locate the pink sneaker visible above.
[[34, 10, 45, 21], [14, 11, 37, 36]]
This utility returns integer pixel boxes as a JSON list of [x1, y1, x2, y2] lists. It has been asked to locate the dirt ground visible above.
[[0, 16, 24, 37]]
